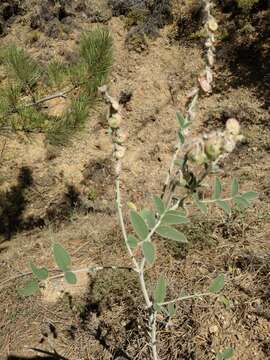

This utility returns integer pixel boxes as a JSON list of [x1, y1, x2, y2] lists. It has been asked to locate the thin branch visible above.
[[0, 264, 134, 291], [202, 197, 233, 204], [24, 86, 76, 108], [158, 292, 211, 306]]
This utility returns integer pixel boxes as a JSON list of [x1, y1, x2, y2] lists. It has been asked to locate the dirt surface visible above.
[[0, 0, 270, 359]]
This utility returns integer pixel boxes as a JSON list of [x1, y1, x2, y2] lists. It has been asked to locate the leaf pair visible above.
[[193, 177, 258, 216], [129, 197, 188, 265], [176, 112, 189, 145], [18, 262, 49, 296]]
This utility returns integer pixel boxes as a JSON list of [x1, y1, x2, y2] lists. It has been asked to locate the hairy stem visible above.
[[149, 310, 158, 360]]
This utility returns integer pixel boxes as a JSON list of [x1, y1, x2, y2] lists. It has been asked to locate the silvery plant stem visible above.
[[116, 175, 159, 359]]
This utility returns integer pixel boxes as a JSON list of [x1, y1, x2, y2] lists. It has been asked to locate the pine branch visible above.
[[4, 45, 42, 91], [0, 28, 113, 144]]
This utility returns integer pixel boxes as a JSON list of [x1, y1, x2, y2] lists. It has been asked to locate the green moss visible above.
[[189, 29, 207, 40], [87, 187, 97, 201], [125, 31, 148, 52], [124, 9, 147, 29], [237, 0, 260, 10]]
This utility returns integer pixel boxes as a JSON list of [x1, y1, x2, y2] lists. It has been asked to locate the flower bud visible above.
[[226, 118, 240, 136], [108, 114, 122, 129]]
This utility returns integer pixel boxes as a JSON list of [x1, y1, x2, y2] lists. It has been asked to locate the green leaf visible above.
[[53, 242, 71, 271], [167, 303, 177, 317], [174, 159, 185, 167], [130, 210, 149, 240], [18, 279, 39, 297], [64, 271, 77, 285], [209, 274, 225, 294], [127, 235, 138, 249], [216, 347, 234, 360], [161, 212, 189, 225], [142, 241, 156, 264], [30, 262, 49, 281], [231, 178, 239, 197], [234, 196, 250, 210], [192, 194, 208, 214], [219, 295, 230, 309], [140, 209, 156, 229], [176, 111, 185, 128], [153, 195, 166, 216], [217, 200, 231, 215], [213, 177, 222, 199], [166, 209, 187, 217], [241, 191, 258, 202], [156, 226, 188, 243], [178, 131, 185, 144], [154, 275, 167, 304]]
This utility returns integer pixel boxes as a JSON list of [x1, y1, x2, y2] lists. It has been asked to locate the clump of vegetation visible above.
[[0, 27, 113, 145], [237, 0, 260, 10]]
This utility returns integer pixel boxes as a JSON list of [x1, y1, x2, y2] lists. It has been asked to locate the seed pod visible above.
[[205, 134, 223, 160], [207, 49, 215, 67], [205, 66, 213, 84], [115, 129, 128, 145], [226, 118, 240, 136], [188, 146, 208, 165], [205, 39, 213, 48], [108, 114, 122, 129], [198, 74, 212, 93], [208, 17, 218, 32], [223, 137, 236, 153], [111, 99, 120, 112], [115, 146, 126, 160]]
